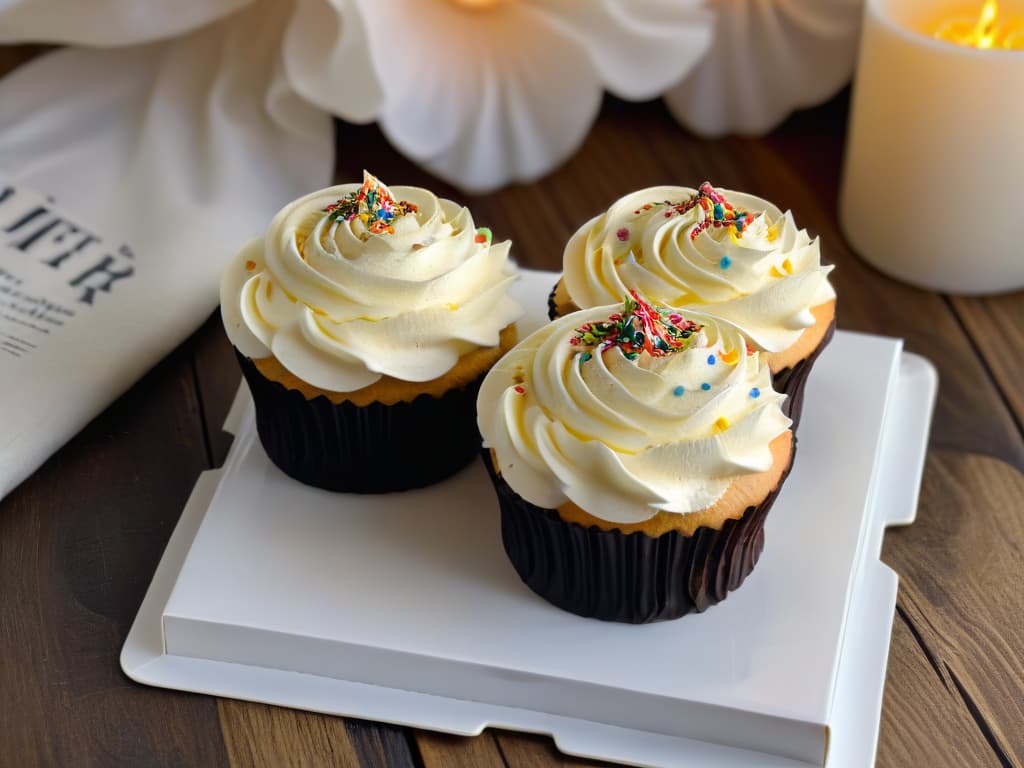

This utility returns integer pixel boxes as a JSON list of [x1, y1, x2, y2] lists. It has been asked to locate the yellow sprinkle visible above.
[[783, 257, 793, 274], [770, 265, 786, 278], [446, 303, 459, 311], [359, 213, 369, 222], [720, 349, 738, 364], [766, 225, 779, 242], [714, 416, 730, 432]]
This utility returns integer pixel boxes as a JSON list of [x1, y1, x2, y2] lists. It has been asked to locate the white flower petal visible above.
[[665, 0, 862, 137], [0, 0, 251, 46], [372, 2, 602, 192], [539, 0, 714, 100], [282, 0, 383, 123]]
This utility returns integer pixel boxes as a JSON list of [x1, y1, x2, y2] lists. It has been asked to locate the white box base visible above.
[[123, 271, 937, 768]]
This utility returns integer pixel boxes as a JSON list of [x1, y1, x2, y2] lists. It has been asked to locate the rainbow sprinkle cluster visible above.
[[323, 171, 418, 236], [571, 291, 701, 362], [635, 182, 755, 241]]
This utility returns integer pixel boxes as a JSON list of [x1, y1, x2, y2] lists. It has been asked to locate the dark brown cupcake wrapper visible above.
[[772, 317, 836, 432], [547, 281, 561, 321], [483, 447, 794, 623], [237, 351, 484, 493]]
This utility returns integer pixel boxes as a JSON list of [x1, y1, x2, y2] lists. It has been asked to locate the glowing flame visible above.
[[935, 1, 1024, 49], [451, 0, 502, 8]]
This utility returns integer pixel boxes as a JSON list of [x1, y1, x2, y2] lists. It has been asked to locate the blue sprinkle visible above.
[[580, 352, 592, 364], [673, 385, 685, 397], [707, 354, 716, 365], [701, 382, 711, 391], [750, 387, 761, 399], [719, 255, 732, 269]]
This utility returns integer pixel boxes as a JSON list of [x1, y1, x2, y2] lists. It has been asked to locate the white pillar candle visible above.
[[840, 0, 1024, 294]]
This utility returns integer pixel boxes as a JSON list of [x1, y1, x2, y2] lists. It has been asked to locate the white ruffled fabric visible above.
[[664, 0, 864, 137], [0, 0, 332, 498]]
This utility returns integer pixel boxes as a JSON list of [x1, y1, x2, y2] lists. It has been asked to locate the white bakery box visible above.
[[123, 270, 937, 768]]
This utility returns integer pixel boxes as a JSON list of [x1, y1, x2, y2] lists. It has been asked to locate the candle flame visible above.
[[935, 0, 1024, 49], [451, 0, 502, 8]]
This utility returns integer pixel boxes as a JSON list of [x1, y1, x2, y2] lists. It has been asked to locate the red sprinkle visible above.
[[474, 233, 487, 243], [513, 385, 526, 395]]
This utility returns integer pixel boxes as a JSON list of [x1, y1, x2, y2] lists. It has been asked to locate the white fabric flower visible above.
[[284, 0, 714, 192], [664, 0, 864, 137]]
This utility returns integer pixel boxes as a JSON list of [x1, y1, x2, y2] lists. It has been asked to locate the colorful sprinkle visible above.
[[616, 227, 630, 242], [701, 382, 711, 391], [673, 385, 685, 396], [572, 291, 702, 362], [714, 416, 730, 432], [580, 351, 593, 364], [719, 255, 732, 269], [513, 385, 526, 395], [749, 387, 761, 398], [244, 260, 256, 271], [720, 349, 739, 364], [475, 227, 493, 245], [638, 182, 757, 241], [707, 354, 716, 365], [322, 171, 418, 237]]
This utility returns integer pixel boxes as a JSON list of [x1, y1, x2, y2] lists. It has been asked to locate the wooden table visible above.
[[2, 47, 1022, 767]]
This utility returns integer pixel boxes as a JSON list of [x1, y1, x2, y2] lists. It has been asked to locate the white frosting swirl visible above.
[[221, 176, 523, 391], [563, 185, 835, 352], [478, 302, 791, 523]]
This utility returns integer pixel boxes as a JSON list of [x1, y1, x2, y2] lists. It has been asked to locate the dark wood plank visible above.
[[951, 293, 1024, 440], [192, 310, 242, 467], [495, 732, 609, 768], [880, 451, 1024, 766], [877, 607, 996, 767], [218, 699, 362, 767], [343, 719, 419, 768], [417, 731, 507, 768], [0, 341, 229, 766]]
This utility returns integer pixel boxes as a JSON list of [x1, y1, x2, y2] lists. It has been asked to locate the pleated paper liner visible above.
[[483, 450, 795, 624], [236, 351, 484, 493]]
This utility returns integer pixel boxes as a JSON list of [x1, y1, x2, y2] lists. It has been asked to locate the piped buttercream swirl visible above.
[[221, 174, 523, 391], [562, 184, 835, 353], [477, 298, 791, 524]]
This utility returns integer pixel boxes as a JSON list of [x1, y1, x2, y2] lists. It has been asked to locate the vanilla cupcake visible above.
[[478, 292, 793, 623], [551, 183, 835, 426], [222, 172, 523, 492]]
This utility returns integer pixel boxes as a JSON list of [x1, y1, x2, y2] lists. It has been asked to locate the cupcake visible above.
[[478, 292, 793, 623], [550, 182, 835, 426], [221, 171, 523, 493]]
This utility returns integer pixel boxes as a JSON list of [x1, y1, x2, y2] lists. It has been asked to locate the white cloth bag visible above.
[[0, 1, 334, 498]]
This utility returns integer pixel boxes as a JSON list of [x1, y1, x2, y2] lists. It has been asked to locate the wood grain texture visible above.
[[495, 732, 610, 768], [218, 699, 363, 768], [0, 342, 229, 766], [951, 293, 1024, 446], [880, 451, 1024, 767], [417, 731, 507, 768]]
